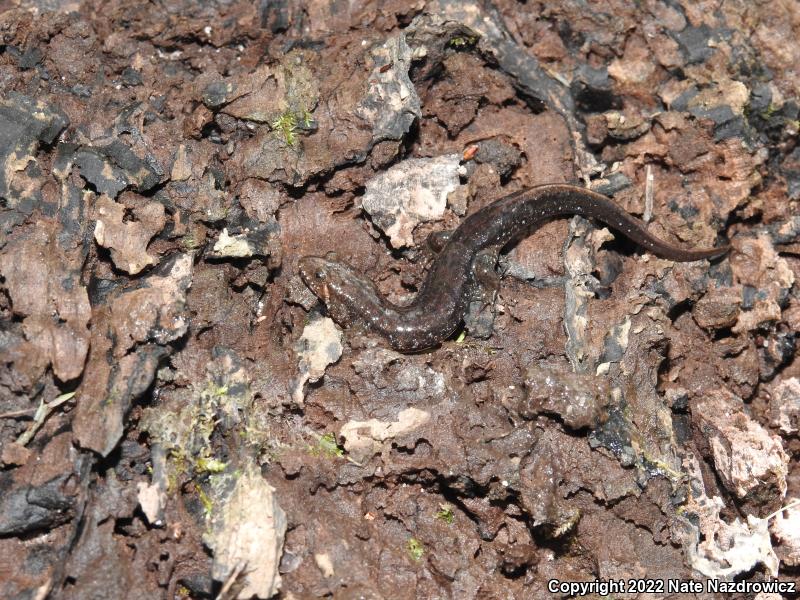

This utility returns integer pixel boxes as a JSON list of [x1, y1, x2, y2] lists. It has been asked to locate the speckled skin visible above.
[[299, 184, 729, 351]]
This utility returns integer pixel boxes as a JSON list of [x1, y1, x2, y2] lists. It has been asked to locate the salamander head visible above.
[[298, 254, 367, 324]]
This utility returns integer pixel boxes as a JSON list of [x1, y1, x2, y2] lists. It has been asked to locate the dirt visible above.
[[1, 1, 799, 599]]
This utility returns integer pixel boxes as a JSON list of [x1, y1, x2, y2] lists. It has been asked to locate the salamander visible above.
[[299, 183, 730, 352]]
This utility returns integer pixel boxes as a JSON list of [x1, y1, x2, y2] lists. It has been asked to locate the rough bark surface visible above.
[[1, 1, 799, 598]]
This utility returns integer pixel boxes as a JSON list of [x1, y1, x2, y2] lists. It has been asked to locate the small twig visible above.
[[32, 576, 52, 600], [0, 407, 36, 419], [766, 497, 800, 521], [644, 165, 654, 223], [16, 392, 76, 446], [216, 562, 247, 600]]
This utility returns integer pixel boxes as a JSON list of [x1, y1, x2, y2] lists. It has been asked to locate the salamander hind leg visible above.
[[426, 230, 453, 254], [464, 247, 501, 340]]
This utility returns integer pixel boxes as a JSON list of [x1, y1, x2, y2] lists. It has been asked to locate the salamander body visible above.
[[299, 184, 729, 351]]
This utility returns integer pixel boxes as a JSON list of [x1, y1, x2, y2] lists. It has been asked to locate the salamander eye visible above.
[[314, 270, 327, 280]]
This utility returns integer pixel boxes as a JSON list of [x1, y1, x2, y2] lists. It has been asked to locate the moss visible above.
[[181, 233, 198, 250], [271, 111, 299, 146], [448, 35, 478, 49], [552, 509, 581, 538], [759, 103, 778, 119], [308, 432, 344, 458], [102, 389, 120, 407], [204, 383, 229, 399], [320, 432, 344, 457], [267, 50, 320, 147], [435, 504, 454, 524], [139, 360, 277, 529], [196, 483, 214, 517], [301, 108, 314, 129], [196, 457, 227, 473], [140, 379, 235, 494], [641, 454, 682, 482], [407, 537, 424, 561], [271, 106, 318, 146]]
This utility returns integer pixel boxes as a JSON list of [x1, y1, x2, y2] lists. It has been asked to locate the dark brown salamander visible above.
[[299, 183, 730, 351]]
